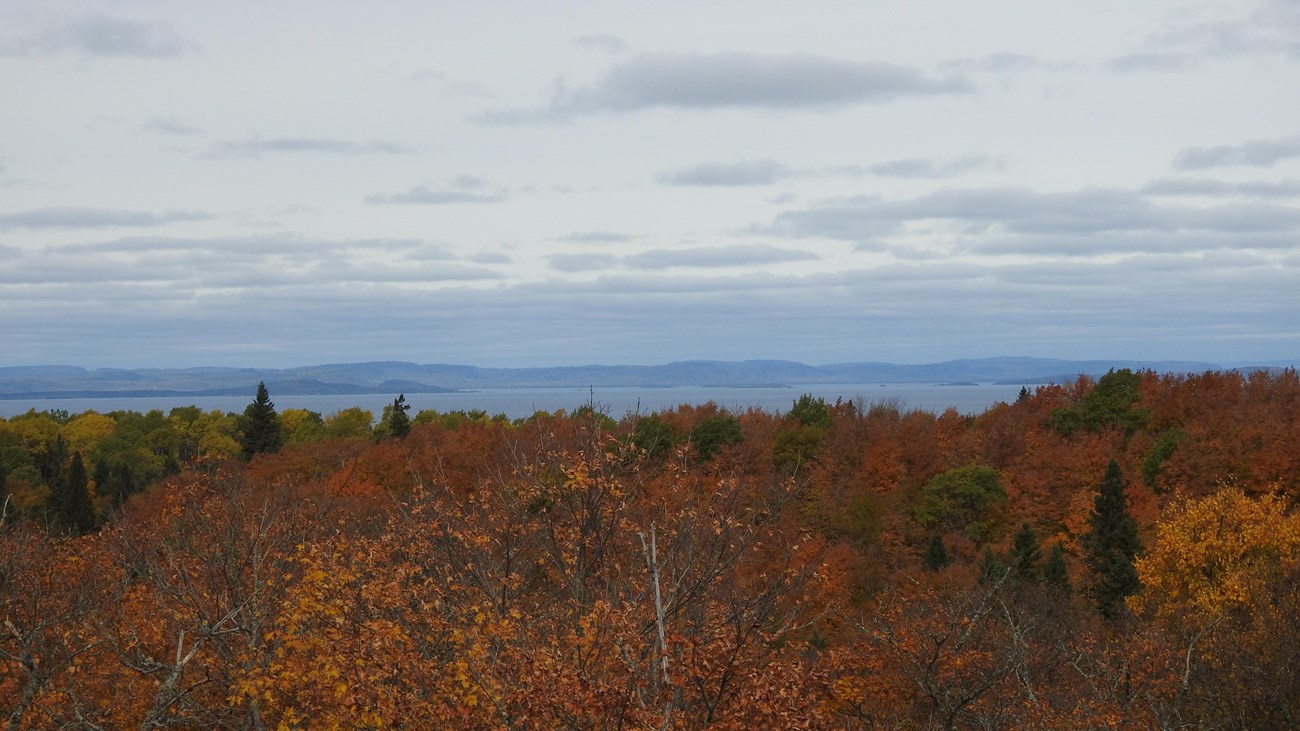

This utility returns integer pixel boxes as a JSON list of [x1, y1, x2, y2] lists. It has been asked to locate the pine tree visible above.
[[1044, 543, 1071, 593], [384, 394, 412, 439], [922, 530, 949, 572], [1011, 522, 1042, 584], [1084, 460, 1141, 617], [55, 451, 96, 534], [239, 381, 284, 460]]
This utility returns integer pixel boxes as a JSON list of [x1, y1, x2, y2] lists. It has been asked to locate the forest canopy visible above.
[[2, 368, 1299, 729]]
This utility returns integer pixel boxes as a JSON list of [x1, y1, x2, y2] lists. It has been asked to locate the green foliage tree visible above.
[[915, 465, 1008, 544], [1051, 369, 1149, 435], [238, 382, 284, 460], [922, 531, 949, 572], [54, 451, 96, 534], [1083, 460, 1141, 618], [1011, 522, 1042, 585], [379, 395, 412, 440], [1043, 544, 1070, 593], [1141, 428, 1185, 491], [691, 414, 744, 461], [788, 394, 832, 429], [978, 547, 1009, 585], [630, 414, 676, 458]]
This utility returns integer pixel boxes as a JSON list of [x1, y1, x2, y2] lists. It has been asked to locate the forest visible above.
[[2, 368, 1299, 729]]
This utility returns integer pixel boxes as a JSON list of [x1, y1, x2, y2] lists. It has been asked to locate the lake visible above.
[[0, 383, 1029, 420]]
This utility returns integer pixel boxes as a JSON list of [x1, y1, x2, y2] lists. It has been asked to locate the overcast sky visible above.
[[3, 1, 1298, 368]]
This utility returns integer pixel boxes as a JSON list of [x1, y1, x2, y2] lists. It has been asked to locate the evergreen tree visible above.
[[383, 394, 412, 439], [1044, 543, 1071, 593], [1083, 460, 1141, 617], [1011, 522, 1043, 584], [922, 530, 949, 572], [55, 451, 96, 534], [239, 382, 284, 460], [978, 547, 1009, 585]]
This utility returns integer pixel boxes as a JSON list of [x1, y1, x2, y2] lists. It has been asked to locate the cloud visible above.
[[7, 234, 501, 290], [469, 251, 512, 264], [1106, 53, 1199, 73], [365, 186, 505, 205], [1142, 177, 1300, 197], [10, 15, 197, 58], [1173, 136, 1300, 169], [623, 244, 819, 269], [549, 253, 620, 272], [205, 137, 411, 159], [143, 116, 201, 135], [657, 159, 790, 186], [572, 34, 629, 54], [937, 53, 1070, 73], [0, 208, 211, 230], [560, 231, 633, 243], [479, 52, 972, 122], [764, 186, 1300, 252], [867, 155, 998, 179]]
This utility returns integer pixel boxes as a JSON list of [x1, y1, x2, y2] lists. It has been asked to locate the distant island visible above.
[[1, 357, 1291, 400]]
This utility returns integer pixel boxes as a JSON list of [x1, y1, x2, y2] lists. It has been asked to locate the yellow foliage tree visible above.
[[1135, 487, 1300, 626]]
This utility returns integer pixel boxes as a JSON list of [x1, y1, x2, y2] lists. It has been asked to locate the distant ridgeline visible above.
[[1, 356, 1285, 398]]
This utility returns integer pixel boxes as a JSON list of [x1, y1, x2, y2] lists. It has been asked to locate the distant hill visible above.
[[1, 357, 1289, 399]]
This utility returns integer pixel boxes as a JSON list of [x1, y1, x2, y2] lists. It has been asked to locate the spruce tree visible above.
[[1011, 522, 1043, 584], [922, 531, 949, 572], [1044, 543, 1071, 593], [55, 451, 96, 534], [239, 382, 284, 459], [1084, 460, 1141, 617], [978, 547, 1009, 585]]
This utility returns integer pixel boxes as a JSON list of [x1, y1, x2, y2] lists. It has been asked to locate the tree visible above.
[[978, 547, 1009, 585], [916, 465, 1008, 543], [690, 414, 744, 461], [1011, 522, 1042, 585], [53, 451, 95, 533], [238, 382, 284, 459], [788, 394, 832, 429], [1083, 460, 1141, 618], [380, 394, 411, 439], [1043, 544, 1070, 593], [923, 531, 949, 572]]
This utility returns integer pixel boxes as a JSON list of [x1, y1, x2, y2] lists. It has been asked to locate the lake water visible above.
[[0, 383, 1028, 420]]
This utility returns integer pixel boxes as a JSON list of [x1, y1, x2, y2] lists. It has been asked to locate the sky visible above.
[[2, 0, 1299, 369]]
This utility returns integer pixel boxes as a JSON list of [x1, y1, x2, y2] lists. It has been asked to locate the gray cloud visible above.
[[1173, 136, 1300, 169], [548, 253, 620, 272], [143, 116, 201, 135], [765, 186, 1300, 252], [657, 159, 790, 186], [561, 231, 633, 243], [479, 52, 972, 122], [572, 34, 629, 54], [937, 53, 1070, 73], [7, 234, 499, 289], [1106, 53, 1199, 73], [0, 208, 211, 230], [868, 155, 998, 179], [623, 244, 819, 269], [365, 185, 506, 205], [1142, 177, 1300, 197], [7, 247, 1296, 368], [10, 15, 197, 58], [469, 251, 512, 264], [206, 137, 410, 159]]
